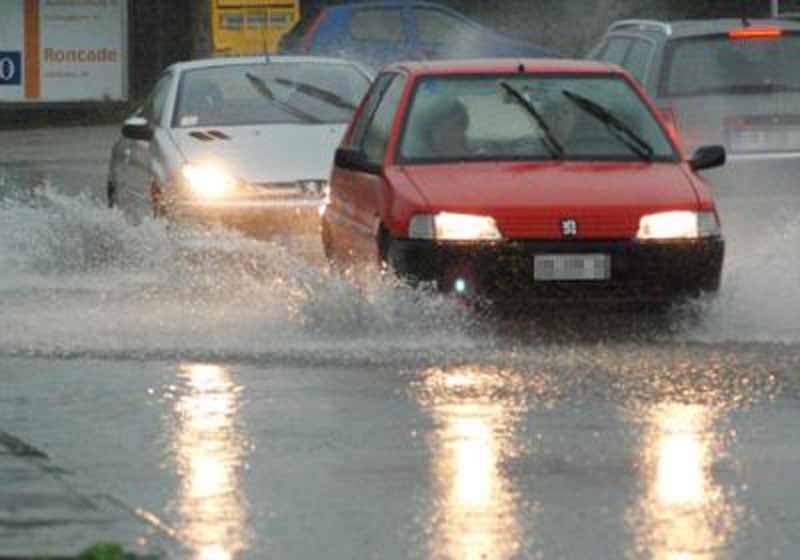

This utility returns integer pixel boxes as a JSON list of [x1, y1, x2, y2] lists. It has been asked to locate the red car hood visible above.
[[400, 161, 701, 240]]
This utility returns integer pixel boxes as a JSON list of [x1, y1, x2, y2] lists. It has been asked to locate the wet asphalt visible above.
[[1, 126, 800, 559], [2, 347, 800, 559]]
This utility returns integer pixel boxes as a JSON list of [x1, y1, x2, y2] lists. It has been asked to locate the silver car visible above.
[[107, 55, 372, 236], [589, 18, 800, 197]]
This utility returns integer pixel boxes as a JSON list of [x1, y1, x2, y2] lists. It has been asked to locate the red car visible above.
[[322, 59, 726, 304]]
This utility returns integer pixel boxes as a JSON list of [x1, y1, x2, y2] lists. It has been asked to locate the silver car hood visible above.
[[171, 124, 348, 183]]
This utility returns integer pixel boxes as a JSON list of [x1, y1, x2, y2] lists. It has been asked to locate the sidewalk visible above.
[[0, 431, 162, 559]]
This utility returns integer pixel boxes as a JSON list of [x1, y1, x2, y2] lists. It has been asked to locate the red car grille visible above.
[[496, 212, 640, 240]]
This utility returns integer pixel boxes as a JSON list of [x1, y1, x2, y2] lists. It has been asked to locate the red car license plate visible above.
[[534, 254, 611, 281]]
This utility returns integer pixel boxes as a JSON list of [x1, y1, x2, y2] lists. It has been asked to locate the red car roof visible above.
[[384, 58, 620, 77]]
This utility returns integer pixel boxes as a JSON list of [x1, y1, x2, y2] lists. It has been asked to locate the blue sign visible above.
[[0, 52, 22, 86]]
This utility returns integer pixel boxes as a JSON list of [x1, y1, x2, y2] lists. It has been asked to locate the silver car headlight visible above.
[[636, 210, 720, 240], [181, 163, 240, 198], [409, 212, 503, 241]]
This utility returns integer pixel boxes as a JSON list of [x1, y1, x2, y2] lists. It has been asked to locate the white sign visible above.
[[0, 0, 128, 103]]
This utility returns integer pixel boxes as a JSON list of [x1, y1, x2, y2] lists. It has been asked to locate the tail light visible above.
[[729, 27, 783, 39]]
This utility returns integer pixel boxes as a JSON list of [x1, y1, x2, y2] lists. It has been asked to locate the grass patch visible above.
[[8, 542, 159, 560]]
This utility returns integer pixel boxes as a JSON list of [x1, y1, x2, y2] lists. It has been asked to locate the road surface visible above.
[[1, 125, 799, 559]]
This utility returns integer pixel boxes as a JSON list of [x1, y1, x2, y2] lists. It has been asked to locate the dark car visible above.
[[279, 1, 560, 70], [588, 18, 800, 196], [322, 58, 726, 306]]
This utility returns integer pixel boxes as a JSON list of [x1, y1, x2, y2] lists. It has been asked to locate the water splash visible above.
[[2, 186, 799, 362], [0, 191, 476, 361], [1, 191, 171, 276], [686, 215, 800, 344]]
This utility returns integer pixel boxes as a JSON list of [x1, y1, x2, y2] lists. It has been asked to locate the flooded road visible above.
[[2, 349, 799, 559], [1, 127, 800, 559]]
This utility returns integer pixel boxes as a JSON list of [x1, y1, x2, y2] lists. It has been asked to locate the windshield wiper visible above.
[[273, 77, 357, 111], [246, 72, 323, 124], [498, 81, 564, 159], [246, 71, 275, 100], [562, 89, 654, 161]]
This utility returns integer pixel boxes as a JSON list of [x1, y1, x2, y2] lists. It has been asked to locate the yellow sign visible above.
[[211, 0, 300, 56]]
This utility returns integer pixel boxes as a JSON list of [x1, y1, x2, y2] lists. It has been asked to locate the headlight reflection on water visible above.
[[172, 363, 250, 560], [632, 403, 739, 560], [419, 366, 527, 560]]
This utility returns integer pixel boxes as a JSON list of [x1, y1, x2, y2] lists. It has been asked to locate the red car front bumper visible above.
[[387, 237, 724, 304]]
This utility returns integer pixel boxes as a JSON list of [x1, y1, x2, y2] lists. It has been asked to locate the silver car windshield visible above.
[[398, 74, 677, 163], [172, 62, 371, 127], [662, 33, 800, 97]]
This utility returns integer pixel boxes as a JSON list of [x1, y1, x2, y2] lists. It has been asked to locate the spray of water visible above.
[[1, 186, 798, 362], [686, 215, 800, 344], [0, 191, 476, 361]]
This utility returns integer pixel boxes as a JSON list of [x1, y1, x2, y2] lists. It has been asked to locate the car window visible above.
[[361, 74, 407, 163], [599, 37, 632, 65], [172, 62, 371, 127], [661, 33, 800, 97], [143, 73, 173, 126], [413, 8, 482, 44], [279, 8, 322, 51], [350, 8, 406, 42], [400, 80, 535, 159], [623, 40, 653, 84], [349, 73, 396, 147], [399, 74, 676, 163]]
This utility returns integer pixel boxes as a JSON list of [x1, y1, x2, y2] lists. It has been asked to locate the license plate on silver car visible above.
[[534, 254, 611, 281], [730, 128, 800, 152]]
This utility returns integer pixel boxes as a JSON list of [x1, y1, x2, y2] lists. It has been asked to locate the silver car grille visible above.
[[251, 180, 328, 199]]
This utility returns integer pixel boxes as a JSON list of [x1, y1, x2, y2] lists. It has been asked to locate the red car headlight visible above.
[[636, 211, 720, 240], [409, 212, 503, 241]]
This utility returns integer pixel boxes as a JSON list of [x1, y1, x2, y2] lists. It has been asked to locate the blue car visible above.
[[278, 1, 560, 69]]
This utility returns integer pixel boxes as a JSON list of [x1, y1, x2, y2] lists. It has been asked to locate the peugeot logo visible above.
[[561, 218, 578, 237]]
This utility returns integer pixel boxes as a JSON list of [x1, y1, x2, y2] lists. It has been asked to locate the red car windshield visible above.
[[398, 73, 677, 163], [660, 33, 800, 97]]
